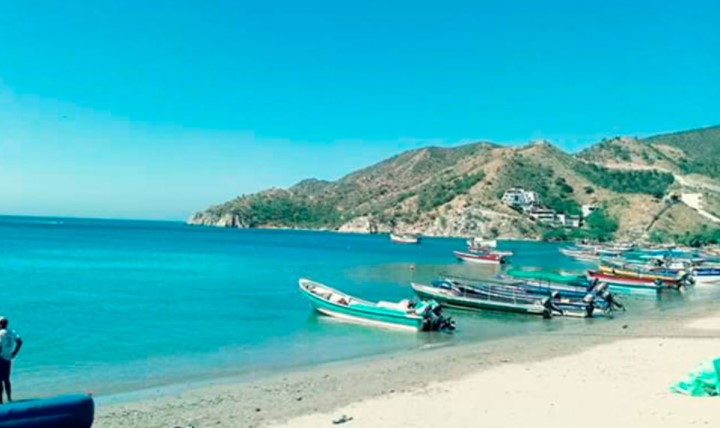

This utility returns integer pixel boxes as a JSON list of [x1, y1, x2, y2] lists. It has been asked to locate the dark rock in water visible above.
[[333, 414, 354, 425]]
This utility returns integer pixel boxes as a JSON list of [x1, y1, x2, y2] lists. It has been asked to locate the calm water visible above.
[[0, 216, 715, 398]]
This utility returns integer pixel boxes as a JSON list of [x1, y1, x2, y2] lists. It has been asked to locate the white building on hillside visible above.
[[501, 188, 539, 210], [529, 207, 557, 223]]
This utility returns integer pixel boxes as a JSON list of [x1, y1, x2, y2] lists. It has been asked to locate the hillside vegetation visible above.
[[641, 126, 720, 178], [190, 126, 720, 241]]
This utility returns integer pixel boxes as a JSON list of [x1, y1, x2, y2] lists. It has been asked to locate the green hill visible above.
[[641, 125, 720, 178], [189, 126, 720, 241]]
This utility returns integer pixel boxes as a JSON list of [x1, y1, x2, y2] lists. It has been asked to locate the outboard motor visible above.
[[582, 293, 596, 318], [680, 272, 695, 287], [542, 297, 563, 318], [601, 290, 625, 312], [421, 300, 455, 332], [441, 316, 456, 332]]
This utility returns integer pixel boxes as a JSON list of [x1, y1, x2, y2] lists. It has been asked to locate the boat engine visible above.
[[582, 293, 596, 318], [680, 273, 695, 287], [420, 300, 456, 332], [601, 290, 625, 312], [541, 297, 563, 318]]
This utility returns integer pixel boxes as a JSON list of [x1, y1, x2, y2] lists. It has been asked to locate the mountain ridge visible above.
[[189, 125, 720, 242]]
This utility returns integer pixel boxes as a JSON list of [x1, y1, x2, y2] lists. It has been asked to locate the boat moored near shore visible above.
[[691, 266, 720, 284], [411, 281, 553, 317], [587, 270, 668, 292], [299, 279, 454, 332]]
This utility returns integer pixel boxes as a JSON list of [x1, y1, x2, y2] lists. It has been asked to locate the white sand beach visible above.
[[271, 336, 720, 428], [96, 310, 720, 428]]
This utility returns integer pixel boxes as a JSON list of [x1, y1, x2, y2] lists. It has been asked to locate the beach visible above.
[[95, 304, 720, 428]]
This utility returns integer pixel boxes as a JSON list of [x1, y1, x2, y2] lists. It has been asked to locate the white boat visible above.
[[299, 279, 453, 332], [559, 247, 600, 262], [390, 233, 420, 244], [691, 267, 720, 284], [467, 238, 497, 248]]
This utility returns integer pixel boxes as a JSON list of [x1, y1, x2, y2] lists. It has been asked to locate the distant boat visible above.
[[691, 266, 720, 284], [298, 279, 454, 332], [560, 246, 623, 262], [502, 268, 634, 299], [467, 237, 497, 248], [469, 246, 514, 257], [505, 268, 588, 286], [598, 262, 685, 284], [390, 233, 420, 244], [587, 270, 667, 291], [454, 250, 508, 265]]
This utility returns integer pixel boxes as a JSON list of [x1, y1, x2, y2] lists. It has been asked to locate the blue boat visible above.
[[299, 279, 454, 332], [692, 266, 720, 284], [436, 276, 624, 317], [0, 394, 94, 428]]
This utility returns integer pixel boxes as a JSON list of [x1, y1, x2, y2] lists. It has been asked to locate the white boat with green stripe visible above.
[[299, 279, 454, 332]]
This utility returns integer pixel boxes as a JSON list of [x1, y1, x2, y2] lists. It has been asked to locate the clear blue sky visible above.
[[1, 0, 718, 219]]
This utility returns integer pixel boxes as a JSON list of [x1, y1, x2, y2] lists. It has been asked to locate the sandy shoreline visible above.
[[271, 336, 720, 428], [94, 302, 720, 428]]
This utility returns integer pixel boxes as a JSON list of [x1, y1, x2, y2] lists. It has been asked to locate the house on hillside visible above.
[[501, 188, 539, 211], [557, 213, 582, 228], [528, 207, 557, 223], [502, 187, 582, 228]]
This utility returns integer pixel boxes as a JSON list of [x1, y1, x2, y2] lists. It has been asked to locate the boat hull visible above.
[[454, 250, 506, 265], [692, 268, 720, 284], [599, 264, 681, 284], [299, 279, 424, 331], [468, 238, 497, 248], [559, 248, 600, 262], [313, 305, 419, 331], [588, 271, 664, 291], [390, 234, 420, 244], [411, 283, 549, 316], [0, 394, 94, 428]]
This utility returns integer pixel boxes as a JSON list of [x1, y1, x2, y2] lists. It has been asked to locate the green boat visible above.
[[299, 279, 454, 332], [411, 282, 551, 317]]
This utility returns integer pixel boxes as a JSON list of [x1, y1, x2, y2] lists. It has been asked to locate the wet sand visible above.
[[95, 304, 720, 428]]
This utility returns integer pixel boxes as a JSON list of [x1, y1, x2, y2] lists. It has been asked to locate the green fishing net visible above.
[[671, 358, 720, 397]]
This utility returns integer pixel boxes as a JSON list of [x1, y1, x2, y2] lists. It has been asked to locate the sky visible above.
[[1, 0, 718, 220]]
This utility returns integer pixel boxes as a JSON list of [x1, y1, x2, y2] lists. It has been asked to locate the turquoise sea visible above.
[[0, 216, 715, 399]]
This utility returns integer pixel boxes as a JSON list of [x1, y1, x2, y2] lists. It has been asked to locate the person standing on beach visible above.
[[0, 317, 23, 404]]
